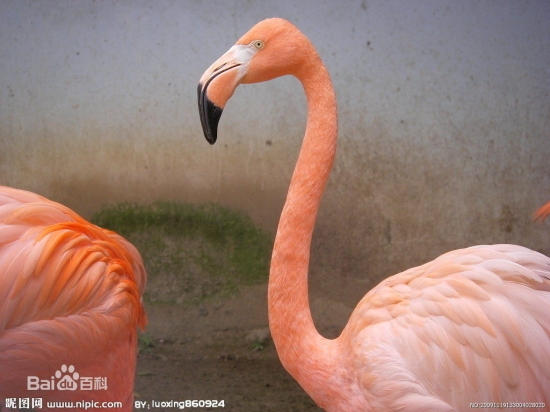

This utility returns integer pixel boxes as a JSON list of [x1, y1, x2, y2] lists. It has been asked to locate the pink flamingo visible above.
[[534, 201, 550, 222], [198, 18, 550, 411], [0, 186, 146, 411]]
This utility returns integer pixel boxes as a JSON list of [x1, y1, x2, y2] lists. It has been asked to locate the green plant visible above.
[[91, 202, 272, 305], [137, 332, 156, 353]]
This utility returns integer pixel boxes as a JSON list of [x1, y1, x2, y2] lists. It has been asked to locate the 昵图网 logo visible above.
[[27, 364, 108, 391]]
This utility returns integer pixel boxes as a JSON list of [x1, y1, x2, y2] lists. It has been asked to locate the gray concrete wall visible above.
[[1, 0, 549, 304]]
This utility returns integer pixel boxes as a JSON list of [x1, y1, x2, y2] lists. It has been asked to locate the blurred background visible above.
[[2, 1, 549, 409]]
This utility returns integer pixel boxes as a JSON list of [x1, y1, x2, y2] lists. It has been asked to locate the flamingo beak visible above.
[[198, 44, 256, 144], [197, 81, 224, 145], [197, 49, 242, 144]]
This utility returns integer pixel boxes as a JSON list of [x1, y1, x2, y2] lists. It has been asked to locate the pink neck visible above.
[[268, 53, 344, 406]]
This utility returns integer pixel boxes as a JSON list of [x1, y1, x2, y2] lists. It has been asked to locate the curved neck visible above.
[[268, 54, 343, 405]]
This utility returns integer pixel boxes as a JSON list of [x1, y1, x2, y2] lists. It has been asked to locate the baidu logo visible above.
[[27, 365, 107, 391], [55, 364, 79, 390]]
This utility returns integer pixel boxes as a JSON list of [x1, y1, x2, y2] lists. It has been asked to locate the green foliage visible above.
[[91, 202, 272, 305], [137, 332, 156, 353], [251, 341, 265, 352]]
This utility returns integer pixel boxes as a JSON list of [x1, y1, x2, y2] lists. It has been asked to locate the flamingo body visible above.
[[198, 18, 550, 411], [0, 186, 146, 410], [344, 244, 550, 410]]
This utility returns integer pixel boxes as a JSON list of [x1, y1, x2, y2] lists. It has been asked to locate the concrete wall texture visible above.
[[1, 0, 549, 304]]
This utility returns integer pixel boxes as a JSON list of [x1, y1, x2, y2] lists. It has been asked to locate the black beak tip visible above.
[[205, 128, 217, 145], [198, 82, 223, 145]]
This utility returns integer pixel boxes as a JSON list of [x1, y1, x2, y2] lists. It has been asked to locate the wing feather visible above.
[[0, 186, 147, 400], [533, 201, 550, 222], [345, 244, 550, 410], [0, 185, 147, 336]]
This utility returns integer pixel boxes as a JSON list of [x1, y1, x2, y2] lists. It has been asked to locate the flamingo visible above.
[[0, 186, 146, 410], [197, 18, 550, 411], [534, 202, 550, 222]]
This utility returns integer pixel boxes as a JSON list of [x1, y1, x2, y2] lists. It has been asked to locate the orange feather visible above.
[[534, 201, 550, 222], [0, 186, 146, 411]]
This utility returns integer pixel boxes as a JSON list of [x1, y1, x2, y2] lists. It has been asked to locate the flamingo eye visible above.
[[252, 40, 264, 50]]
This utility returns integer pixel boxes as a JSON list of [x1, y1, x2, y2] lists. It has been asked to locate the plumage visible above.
[[0, 186, 146, 410], [534, 201, 550, 222], [197, 18, 550, 411], [346, 245, 550, 408]]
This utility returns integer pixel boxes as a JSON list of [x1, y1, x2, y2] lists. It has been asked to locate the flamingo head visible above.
[[198, 18, 310, 144]]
